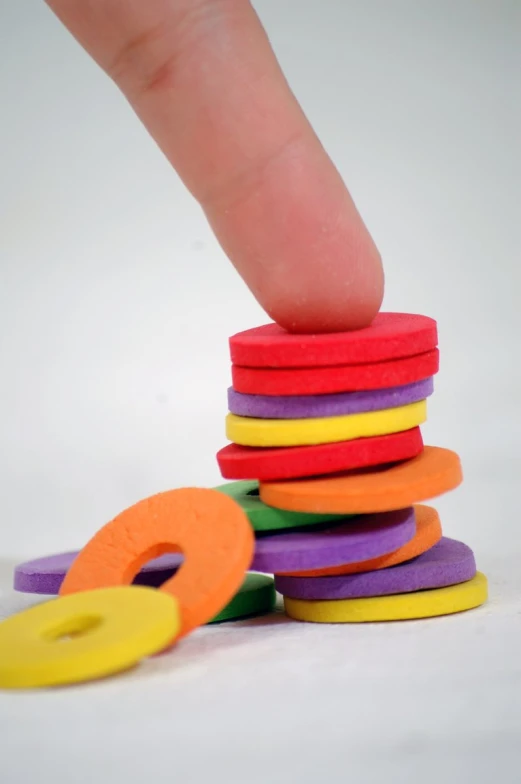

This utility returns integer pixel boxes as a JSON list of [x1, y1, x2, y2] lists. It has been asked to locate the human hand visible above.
[[45, 0, 384, 333]]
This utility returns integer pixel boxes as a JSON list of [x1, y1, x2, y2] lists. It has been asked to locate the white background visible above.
[[1, 1, 520, 782]]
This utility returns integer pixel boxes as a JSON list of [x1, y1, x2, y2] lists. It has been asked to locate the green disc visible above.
[[209, 573, 276, 624], [214, 480, 347, 532]]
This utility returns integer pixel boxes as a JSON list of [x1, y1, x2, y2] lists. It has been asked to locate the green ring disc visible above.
[[210, 573, 276, 624], [214, 480, 348, 532]]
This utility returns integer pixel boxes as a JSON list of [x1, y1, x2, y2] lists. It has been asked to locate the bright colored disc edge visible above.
[[283, 572, 488, 623]]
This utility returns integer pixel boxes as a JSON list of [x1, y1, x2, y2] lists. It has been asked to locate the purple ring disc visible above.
[[251, 507, 416, 574], [274, 537, 476, 599], [13, 551, 183, 595], [227, 378, 434, 419]]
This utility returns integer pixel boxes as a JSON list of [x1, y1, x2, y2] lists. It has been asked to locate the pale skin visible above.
[[46, 0, 384, 333]]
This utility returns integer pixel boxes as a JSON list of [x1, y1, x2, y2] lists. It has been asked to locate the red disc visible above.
[[231, 349, 439, 396], [229, 313, 437, 368], [216, 427, 424, 481]]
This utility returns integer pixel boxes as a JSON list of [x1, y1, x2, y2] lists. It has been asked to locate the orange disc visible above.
[[59, 488, 254, 640], [259, 446, 462, 515], [281, 504, 442, 576]]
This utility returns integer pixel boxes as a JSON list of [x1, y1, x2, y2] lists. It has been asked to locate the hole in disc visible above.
[[44, 614, 102, 642]]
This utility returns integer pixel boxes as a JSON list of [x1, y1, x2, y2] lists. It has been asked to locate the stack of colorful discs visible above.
[[216, 312, 488, 623]]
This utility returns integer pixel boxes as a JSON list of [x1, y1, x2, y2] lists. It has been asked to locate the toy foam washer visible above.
[[259, 446, 463, 514], [229, 313, 438, 368], [225, 399, 427, 448], [227, 378, 434, 419], [283, 572, 488, 623], [216, 427, 424, 482], [275, 537, 477, 600], [231, 349, 439, 396], [0, 586, 180, 689]]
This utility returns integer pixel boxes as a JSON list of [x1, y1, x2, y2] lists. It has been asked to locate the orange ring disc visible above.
[[260, 446, 462, 515], [59, 488, 254, 639]]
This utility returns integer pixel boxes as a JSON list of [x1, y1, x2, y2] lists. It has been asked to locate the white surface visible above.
[[1, 1, 520, 782], [1, 561, 521, 784]]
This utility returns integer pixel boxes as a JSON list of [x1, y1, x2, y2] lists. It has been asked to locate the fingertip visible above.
[[45, 0, 385, 336], [204, 126, 386, 335], [262, 255, 385, 334], [233, 193, 385, 334]]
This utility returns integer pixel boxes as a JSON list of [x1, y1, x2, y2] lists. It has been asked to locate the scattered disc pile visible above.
[[6, 488, 265, 688], [216, 313, 488, 624], [2, 311, 488, 691]]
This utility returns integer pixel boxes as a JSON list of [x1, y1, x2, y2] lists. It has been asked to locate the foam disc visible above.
[[59, 488, 254, 639], [232, 349, 439, 396], [229, 313, 438, 368], [260, 446, 463, 514], [275, 537, 476, 600], [14, 551, 184, 595], [226, 399, 427, 448], [216, 428, 424, 482], [250, 508, 416, 574], [283, 572, 488, 623], [210, 573, 276, 623], [214, 480, 346, 531], [227, 378, 434, 419], [285, 504, 441, 577], [0, 586, 179, 689]]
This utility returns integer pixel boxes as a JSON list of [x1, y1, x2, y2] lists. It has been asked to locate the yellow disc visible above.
[[283, 572, 488, 623], [0, 586, 180, 689], [225, 400, 427, 447]]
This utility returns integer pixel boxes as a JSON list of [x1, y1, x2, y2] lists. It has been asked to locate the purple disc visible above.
[[13, 551, 183, 595], [251, 508, 415, 574], [274, 537, 476, 600], [227, 378, 434, 419]]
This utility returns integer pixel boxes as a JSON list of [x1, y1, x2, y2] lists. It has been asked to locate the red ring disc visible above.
[[231, 349, 439, 396], [216, 427, 424, 481], [229, 313, 437, 369]]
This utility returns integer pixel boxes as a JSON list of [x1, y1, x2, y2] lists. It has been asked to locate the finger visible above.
[[45, 0, 384, 332]]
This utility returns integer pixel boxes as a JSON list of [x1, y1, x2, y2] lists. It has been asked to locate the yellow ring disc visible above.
[[283, 572, 488, 623], [225, 400, 427, 448], [0, 586, 179, 689]]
